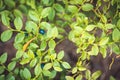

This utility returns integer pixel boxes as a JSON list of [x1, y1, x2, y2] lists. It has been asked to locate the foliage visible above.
[[0, 0, 120, 80]]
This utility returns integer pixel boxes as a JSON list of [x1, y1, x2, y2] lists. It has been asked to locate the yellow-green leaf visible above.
[[72, 67, 77, 74], [89, 45, 99, 56], [43, 63, 52, 70], [99, 37, 109, 46], [62, 62, 71, 69], [57, 51, 64, 60], [65, 76, 74, 80], [54, 67, 62, 72], [92, 71, 101, 80]]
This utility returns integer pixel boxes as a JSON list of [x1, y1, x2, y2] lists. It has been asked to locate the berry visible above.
[[39, 29, 45, 35], [25, 33, 28, 36], [23, 30, 28, 36], [41, 63, 45, 69], [34, 52, 37, 56]]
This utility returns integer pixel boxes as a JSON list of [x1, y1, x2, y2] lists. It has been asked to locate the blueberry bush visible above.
[[0, 0, 120, 80]]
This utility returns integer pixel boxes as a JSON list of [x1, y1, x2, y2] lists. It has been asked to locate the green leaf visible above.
[[28, 10, 39, 22], [47, 27, 58, 38], [112, 44, 120, 54], [26, 0, 35, 9], [30, 58, 37, 67], [40, 40, 47, 51], [99, 37, 109, 46], [50, 53, 57, 60], [80, 51, 87, 60], [67, 5, 78, 13], [48, 8, 55, 21], [14, 43, 23, 50], [14, 9, 23, 18], [14, 17, 23, 30], [41, 7, 51, 18], [112, 28, 120, 42], [25, 21, 38, 34], [14, 68, 19, 75], [68, 31, 75, 41], [49, 70, 57, 78], [62, 62, 71, 69], [54, 66, 62, 72], [16, 50, 24, 59], [48, 39, 56, 50], [27, 49, 35, 59], [15, 33, 25, 44], [20, 69, 24, 79], [53, 61, 60, 67], [75, 75, 82, 80], [117, 19, 120, 28], [8, 61, 16, 71], [36, 49, 42, 56], [88, 35, 95, 44], [18, 4, 28, 14], [69, 0, 83, 5], [42, 0, 49, 5], [0, 75, 5, 80], [23, 68, 31, 79], [34, 64, 42, 76], [101, 15, 107, 23], [40, 22, 51, 30], [43, 63, 52, 70], [9, 76, 15, 80], [0, 53, 7, 64], [110, 76, 116, 80], [1, 11, 10, 26], [54, 3, 64, 12], [89, 45, 99, 56], [74, 27, 83, 36], [85, 70, 91, 80], [29, 43, 39, 49], [0, 66, 5, 74], [105, 24, 115, 30], [20, 58, 30, 65], [72, 67, 77, 74], [1, 30, 13, 42], [4, 0, 15, 8], [65, 76, 74, 80], [82, 3, 93, 11], [42, 70, 51, 77], [57, 51, 64, 60], [86, 25, 96, 31], [0, 0, 3, 8], [78, 66, 86, 71], [100, 47, 107, 58], [92, 71, 101, 80]]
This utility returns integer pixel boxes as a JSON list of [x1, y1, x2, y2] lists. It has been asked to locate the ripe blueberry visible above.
[[24, 30, 28, 36], [25, 33, 28, 36], [34, 52, 37, 56], [39, 29, 45, 35], [41, 63, 45, 69]]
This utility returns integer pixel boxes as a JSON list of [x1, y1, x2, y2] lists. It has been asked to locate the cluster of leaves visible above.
[[0, 0, 120, 80]]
